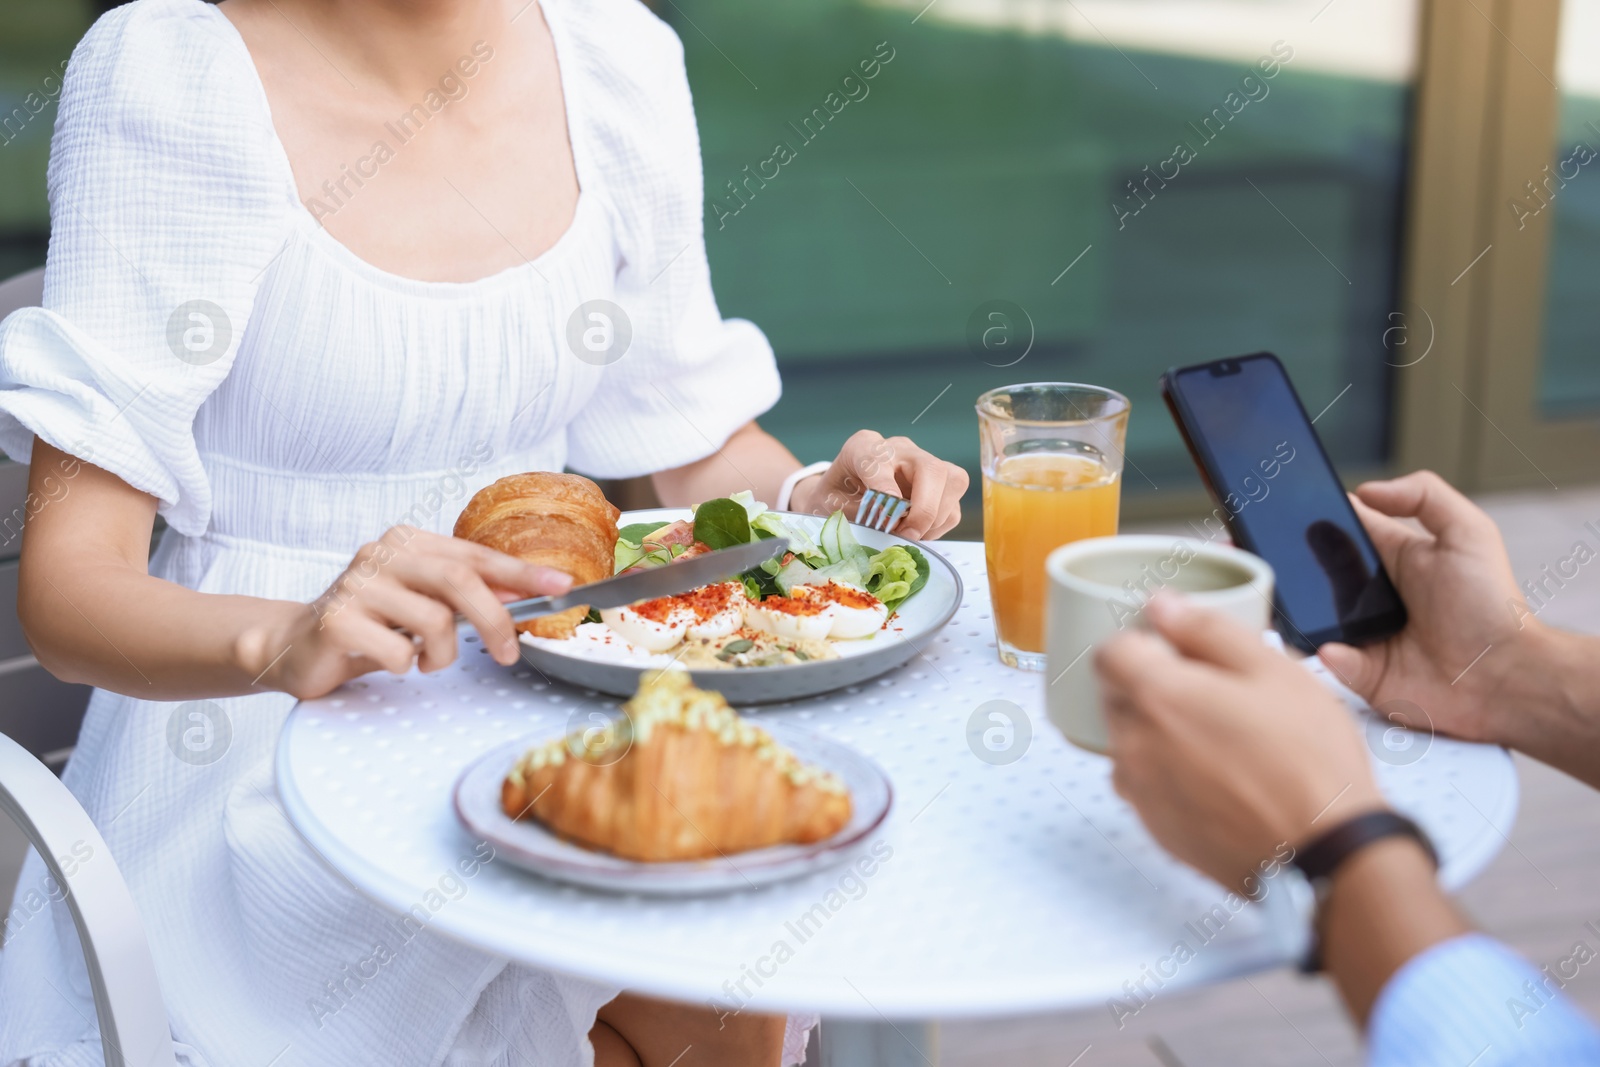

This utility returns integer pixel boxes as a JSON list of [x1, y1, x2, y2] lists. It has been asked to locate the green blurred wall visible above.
[[670, 0, 1411, 495], [0, 1, 91, 278], [1539, 95, 1600, 417]]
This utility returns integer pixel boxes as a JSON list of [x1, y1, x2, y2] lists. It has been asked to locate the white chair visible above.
[[0, 731, 177, 1067], [0, 266, 43, 317]]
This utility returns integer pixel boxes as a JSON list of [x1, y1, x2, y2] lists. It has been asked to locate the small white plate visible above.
[[516, 508, 963, 704], [453, 721, 894, 895]]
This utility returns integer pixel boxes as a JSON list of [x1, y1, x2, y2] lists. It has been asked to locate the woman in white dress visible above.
[[0, 0, 967, 1063]]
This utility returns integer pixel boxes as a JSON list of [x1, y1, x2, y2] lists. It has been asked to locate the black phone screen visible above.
[[1164, 353, 1406, 649]]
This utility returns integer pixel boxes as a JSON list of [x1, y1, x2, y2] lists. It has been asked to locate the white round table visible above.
[[277, 540, 1517, 1061]]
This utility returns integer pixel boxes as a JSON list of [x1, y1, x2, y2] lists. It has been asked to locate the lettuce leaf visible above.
[[865, 544, 930, 611], [753, 510, 823, 562], [726, 490, 765, 522]]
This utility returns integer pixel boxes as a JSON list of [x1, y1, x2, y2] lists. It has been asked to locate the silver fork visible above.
[[855, 488, 910, 534]]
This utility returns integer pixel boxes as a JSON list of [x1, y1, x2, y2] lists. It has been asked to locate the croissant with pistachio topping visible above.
[[502, 671, 852, 861]]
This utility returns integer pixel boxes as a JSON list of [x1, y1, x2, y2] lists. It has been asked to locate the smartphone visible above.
[[1159, 352, 1406, 652]]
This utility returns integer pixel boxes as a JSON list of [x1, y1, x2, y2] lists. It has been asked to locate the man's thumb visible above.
[[1317, 641, 1381, 700]]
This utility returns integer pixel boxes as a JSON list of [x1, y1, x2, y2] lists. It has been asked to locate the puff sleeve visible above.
[[0, 0, 293, 535], [560, 0, 783, 479]]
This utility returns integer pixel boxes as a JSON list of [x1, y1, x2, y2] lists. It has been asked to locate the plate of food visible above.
[[453, 672, 893, 894], [454, 474, 962, 703]]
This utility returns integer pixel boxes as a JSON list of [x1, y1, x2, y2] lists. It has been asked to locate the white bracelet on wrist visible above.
[[777, 461, 832, 512]]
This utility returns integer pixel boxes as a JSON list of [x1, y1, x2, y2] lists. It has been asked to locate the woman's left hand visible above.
[[790, 430, 970, 539]]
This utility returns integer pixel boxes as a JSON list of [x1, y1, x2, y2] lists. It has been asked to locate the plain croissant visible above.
[[453, 471, 620, 638], [502, 671, 853, 861]]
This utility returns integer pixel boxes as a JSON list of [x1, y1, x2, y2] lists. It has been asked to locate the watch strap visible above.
[[777, 461, 832, 511], [1293, 810, 1439, 973], [1294, 810, 1438, 882]]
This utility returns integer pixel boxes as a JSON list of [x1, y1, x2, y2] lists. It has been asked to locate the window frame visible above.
[[1397, 0, 1600, 491]]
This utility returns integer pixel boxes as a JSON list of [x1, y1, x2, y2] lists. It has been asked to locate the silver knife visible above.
[[498, 537, 789, 624]]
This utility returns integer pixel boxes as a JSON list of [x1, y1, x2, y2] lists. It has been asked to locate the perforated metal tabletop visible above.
[[277, 540, 1516, 1021]]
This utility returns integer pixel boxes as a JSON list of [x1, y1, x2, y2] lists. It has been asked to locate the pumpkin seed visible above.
[[722, 638, 755, 654]]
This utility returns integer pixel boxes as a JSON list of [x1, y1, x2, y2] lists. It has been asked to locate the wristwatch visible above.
[[1291, 810, 1440, 973]]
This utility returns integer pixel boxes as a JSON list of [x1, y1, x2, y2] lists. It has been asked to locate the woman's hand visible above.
[[1096, 592, 1386, 892], [789, 429, 970, 540], [650, 422, 968, 539], [1317, 471, 1528, 745], [244, 526, 572, 700]]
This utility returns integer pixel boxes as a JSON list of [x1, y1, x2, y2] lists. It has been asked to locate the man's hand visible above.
[[1097, 592, 1385, 892], [1099, 591, 1473, 1028], [789, 429, 968, 540], [1317, 471, 1529, 746]]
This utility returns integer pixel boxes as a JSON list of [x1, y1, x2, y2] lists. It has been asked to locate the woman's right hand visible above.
[[244, 526, 572, 700]]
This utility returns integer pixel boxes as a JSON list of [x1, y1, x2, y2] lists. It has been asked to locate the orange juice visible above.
[[983, 452, 1121, 656]]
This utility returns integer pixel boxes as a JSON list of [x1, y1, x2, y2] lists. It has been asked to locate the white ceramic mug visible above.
[[1044, 534, 1276, 754]]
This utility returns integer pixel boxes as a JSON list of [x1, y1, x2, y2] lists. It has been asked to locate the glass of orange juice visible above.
[[977, 383, 1130, 669]]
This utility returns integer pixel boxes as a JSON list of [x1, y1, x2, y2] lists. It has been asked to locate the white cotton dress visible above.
[[0, 0, 817, 1064]]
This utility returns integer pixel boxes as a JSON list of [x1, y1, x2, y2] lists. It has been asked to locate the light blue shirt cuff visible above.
[[1370, 933, 1600, 1066]]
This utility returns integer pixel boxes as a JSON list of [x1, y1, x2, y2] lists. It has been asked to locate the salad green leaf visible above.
[[617, 521, 663, 545], [753, 511, 821, 561], [693, 498, 752, 550], [611, 497, 931, 612], [904, 546, 931, 597], [864, 544, 929, 610], [746, 567, 783, 598], [716, 490, 826, 561], [726, 490, 765, 520]]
